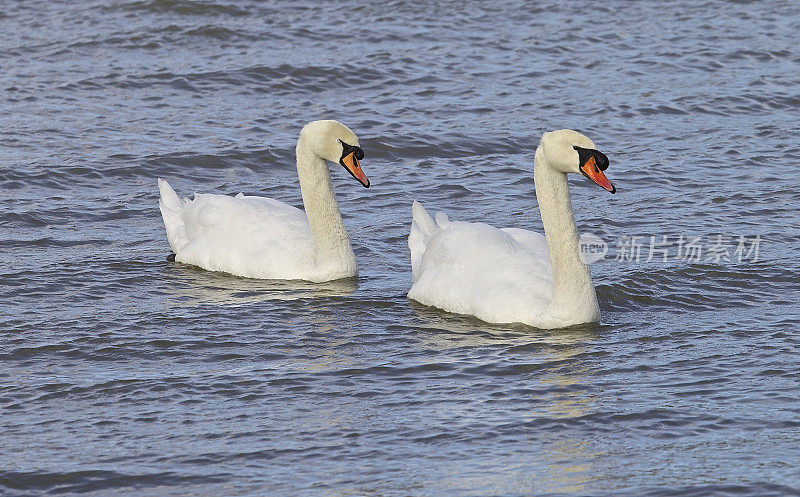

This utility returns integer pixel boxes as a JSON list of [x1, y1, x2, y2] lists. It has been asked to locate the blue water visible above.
[[2, 1, 800, 495]]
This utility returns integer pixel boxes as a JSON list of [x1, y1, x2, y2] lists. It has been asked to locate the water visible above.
[[2, 1, 800, 495]]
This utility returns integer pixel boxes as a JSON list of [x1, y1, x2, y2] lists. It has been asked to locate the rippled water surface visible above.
[[2, 1, 800, 495]]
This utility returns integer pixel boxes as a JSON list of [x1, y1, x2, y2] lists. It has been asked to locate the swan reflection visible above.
[[410, 305, 606, 494], [164, 263, 358, 306]]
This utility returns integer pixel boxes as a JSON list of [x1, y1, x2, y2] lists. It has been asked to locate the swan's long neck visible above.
[[533, 148, 599, 322], [295, 138, 356, 271]]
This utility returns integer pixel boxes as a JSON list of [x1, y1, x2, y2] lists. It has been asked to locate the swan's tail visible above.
[[158, 178, 189, 254], [409, 201, 441, 282]]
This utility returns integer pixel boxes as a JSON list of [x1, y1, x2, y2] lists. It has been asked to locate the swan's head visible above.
[[299, 120, 369, 188], [539, 129, 615, 194]]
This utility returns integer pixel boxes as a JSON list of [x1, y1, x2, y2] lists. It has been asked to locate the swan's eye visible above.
[[595, 152, 609, 171]]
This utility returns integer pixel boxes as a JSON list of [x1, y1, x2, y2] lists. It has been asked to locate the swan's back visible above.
[[158, 179, 315, 279], [408, 201, 553, 324]]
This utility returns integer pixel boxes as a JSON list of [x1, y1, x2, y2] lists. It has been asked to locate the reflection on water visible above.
[[409, 299, 600, 344], [163, 263, 358, 306], [541, 440, 600, 494], [537, 339, 600, 494], [410, 305, 605, 494], [294, 306, 362, 374]]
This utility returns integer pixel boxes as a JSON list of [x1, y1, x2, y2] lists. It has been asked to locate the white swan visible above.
[[158, 120, 369, 282], [408, 129, 616, 329]]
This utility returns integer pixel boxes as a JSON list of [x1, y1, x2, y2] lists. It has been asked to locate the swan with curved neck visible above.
[[158, 120, 369, 282], [408, 129, 616, 329]]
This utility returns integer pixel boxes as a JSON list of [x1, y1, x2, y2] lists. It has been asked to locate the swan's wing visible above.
[[408, 204, 553, 324], [160, 182, 314, 278], [501, 227, 550, 257]]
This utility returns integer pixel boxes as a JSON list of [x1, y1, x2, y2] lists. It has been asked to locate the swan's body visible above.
[[408, 130, 615, 329], [158, 120, 369, 282]]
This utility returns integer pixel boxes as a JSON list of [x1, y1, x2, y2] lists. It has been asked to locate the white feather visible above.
[[407, 129, 610, 329], [157, 120, 364, 282]]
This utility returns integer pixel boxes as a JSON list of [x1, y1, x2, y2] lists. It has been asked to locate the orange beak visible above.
[[580, 155, 615, 193], [340, 151, 370, 188]]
